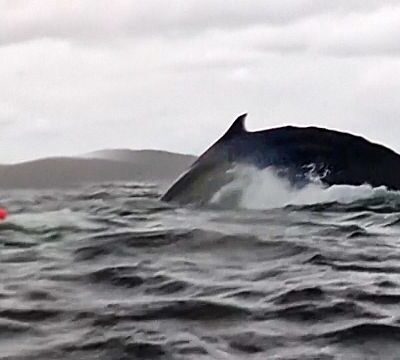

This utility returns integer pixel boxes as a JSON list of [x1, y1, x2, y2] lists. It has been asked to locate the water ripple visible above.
[[1, 183, 400, 359]]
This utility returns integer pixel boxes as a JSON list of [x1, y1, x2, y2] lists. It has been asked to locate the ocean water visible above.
[[2, 177, 400, 359]]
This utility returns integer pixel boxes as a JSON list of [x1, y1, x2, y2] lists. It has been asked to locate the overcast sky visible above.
[[1, 0, 400, 163]]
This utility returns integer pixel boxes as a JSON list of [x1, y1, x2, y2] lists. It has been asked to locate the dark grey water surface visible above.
[[2, 183, 400, 359]]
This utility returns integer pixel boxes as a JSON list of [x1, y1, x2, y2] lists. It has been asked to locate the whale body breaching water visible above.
[[162, 114, 400, 206]]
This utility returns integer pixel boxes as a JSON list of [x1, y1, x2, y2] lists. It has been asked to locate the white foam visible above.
[[211, 165, 393, 210]]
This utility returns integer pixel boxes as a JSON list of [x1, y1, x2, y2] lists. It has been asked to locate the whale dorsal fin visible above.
[[222, 113, 247, 139]]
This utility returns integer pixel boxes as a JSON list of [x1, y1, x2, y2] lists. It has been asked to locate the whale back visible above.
[[162, 115, 400, 205]]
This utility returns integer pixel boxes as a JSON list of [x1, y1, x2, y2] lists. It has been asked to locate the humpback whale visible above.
[[162, 114, 400, 205]]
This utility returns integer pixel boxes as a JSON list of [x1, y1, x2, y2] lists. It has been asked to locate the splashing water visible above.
[[211, 165, 397, 210]]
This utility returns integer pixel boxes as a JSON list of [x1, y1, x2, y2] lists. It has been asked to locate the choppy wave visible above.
[[1, 182, 400, 359]]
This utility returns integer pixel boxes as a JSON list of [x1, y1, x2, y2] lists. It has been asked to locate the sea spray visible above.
[[211, 165, 394, 210]]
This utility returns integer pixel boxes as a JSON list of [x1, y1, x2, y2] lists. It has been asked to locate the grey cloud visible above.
[[1, 0, 399, 45], [224, 5, 400, 58], [1, 1, 400, 162]]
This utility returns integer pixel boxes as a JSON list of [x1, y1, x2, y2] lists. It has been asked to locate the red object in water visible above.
[[0, 208, 8, 220]]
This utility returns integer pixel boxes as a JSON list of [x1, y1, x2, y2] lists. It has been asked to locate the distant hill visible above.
[[83, 149, 195, 168], [0, 150, 196, 189]]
